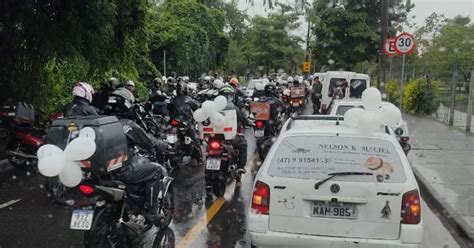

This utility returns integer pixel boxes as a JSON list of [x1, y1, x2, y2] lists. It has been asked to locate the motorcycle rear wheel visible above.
[[84, 208, 127, 248], [44, 177, 75, 205], [213, 177, 226, 197], [7, 143, 27, 168]]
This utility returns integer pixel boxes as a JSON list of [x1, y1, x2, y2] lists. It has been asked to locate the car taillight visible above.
[[209, 140, 221, 150], [401, 189, 421, 224], [255, 120, 264, 129], [400, 136, 410, 142], [170, 119, 180, 127], [79, 185, 94, 196], [252, 181, 270, 215]]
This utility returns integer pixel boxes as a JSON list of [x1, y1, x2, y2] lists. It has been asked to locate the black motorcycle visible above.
[[166, 118, 200, 168], [204, 135, 243, 197], [71, 161, 174, 248]]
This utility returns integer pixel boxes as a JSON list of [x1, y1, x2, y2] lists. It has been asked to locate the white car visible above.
[[327, 100, 410, 144], [248, 116, 423, 248]]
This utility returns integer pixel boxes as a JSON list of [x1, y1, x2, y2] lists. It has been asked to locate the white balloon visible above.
[[362, 88, 382, 111], [358, 111, 382, 134], [377, 103, 402, 126], [59, 161, 83, 187], [202, 101, 217, 115], [210, 113, 225, 128], [37, 144, 63, 160], [344, 108, 364, 127], [38, 153, 66, 177], [64, 137, 96, 161], [214, 96, 228, 111], [79, 127, 96, 140], [193, 108, 208, 122]]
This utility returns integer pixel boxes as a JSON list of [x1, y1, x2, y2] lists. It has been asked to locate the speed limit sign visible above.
[[394, 32, 416, 55]]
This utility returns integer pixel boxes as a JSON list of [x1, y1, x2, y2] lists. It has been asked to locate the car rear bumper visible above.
[[250, 229, 422, 248]]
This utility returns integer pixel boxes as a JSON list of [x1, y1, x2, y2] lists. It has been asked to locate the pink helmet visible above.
[[72, 82, 94, 103]]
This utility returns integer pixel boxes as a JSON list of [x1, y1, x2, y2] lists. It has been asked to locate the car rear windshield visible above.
[[268, 136, 406, 183]]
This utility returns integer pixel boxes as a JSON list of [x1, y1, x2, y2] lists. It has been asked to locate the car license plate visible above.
[[70, 209, 94, 230], [254, 129, 265, 138], [310, 202, 357, 219], [206, 158, 221, 170]]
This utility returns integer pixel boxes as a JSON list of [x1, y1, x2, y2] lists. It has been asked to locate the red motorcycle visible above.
[[0, 102, 62, 168]]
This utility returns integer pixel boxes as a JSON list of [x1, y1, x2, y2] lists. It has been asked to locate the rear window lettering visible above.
[[268, 136, 406, 183]]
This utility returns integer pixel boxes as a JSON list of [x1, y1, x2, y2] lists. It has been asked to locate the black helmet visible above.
[[264, 84, 278, 96], [105, 88, 135, 115]]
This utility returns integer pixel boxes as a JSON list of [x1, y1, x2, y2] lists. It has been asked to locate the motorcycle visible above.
[[0, 103, 62, 168], [204, 135, 244, 197], [166, 118, 200, 169], [71, 159, 174, 248], [289, 86, 306, 115]]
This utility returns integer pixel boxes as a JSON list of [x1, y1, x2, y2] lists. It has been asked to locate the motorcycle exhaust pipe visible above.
[[6, 150, 37, 160]]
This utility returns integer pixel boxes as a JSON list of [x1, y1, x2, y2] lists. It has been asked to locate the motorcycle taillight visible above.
[[79, 185, 95, 196], [209, 140, 221, 150], [170, 119, 180, 127], [255, 121, 264, 129]]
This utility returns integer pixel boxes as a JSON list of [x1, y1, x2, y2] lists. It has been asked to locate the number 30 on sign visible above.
[[394, 32, 416, 55]]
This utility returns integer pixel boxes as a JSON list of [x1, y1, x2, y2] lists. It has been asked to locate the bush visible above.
[[402, 77, 440, 115], [384, 80, 401, 104]]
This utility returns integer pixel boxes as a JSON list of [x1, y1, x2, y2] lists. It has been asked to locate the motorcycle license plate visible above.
[[292, 102, 300, 107], [206, 158, 221, 170], [254, 129, 265, 138], [167, 134, 178, 144], [70, 209, 94, 230]]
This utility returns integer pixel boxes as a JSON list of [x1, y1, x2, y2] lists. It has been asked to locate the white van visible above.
[[320, 71, 370, 114]]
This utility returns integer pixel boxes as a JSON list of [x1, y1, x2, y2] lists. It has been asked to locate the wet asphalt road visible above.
[[0, 102, 462, 248]]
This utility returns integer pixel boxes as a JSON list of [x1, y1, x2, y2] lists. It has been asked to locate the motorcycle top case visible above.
[[1, 102, 35, 123], [45, 116, 128, 175]]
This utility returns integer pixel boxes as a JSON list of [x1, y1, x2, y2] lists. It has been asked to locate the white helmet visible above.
[[72, 82, 94, 103], [255, 82, 265, 91], [125, 80, 135, 87], [287, 76, 294, 82], [212, 79, 224, 89]]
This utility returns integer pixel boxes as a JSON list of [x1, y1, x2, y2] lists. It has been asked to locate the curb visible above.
[[410, 161, 474, 242]]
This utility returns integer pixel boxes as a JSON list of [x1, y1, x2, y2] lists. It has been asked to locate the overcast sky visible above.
[[236, 0, 474, 35]]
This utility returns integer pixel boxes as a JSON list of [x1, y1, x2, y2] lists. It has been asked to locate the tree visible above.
[[244, 11, 304, 75], [149, 0, 229, 78], [309, 0, 413, 71]]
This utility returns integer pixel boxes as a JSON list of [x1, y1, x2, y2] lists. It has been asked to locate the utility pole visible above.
[[304, 5, 311, 79], [378, 0, 389, 90], [163, 50, 167, 78], [449, 66, 457, 126], [466, 68, 473, 133]]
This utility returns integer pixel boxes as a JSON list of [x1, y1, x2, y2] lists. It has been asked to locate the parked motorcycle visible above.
[[204, 135, 244, 197]]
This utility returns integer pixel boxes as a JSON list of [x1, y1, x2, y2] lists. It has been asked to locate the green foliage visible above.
[[243, 12, 304, 74], [402, 77, 440, 115], [149, 0, 229, 78], [384, 80, 401, 104], [310, 0, 412, 70]]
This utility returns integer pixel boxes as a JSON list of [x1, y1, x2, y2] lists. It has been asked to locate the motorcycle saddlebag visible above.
[[45, 116, 128, 175]]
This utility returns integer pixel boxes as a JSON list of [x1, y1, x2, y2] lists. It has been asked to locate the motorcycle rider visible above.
[[125, 80, 137, 96], [92, 77, 120, 112], [167, 81, 204, 166], [260, 84, 286, 133], [64, 82, 99, 117], [311, 76, 323, 114], [150, 77, 170, 116], [218, 85, 252, 176], [104, 89, 171, 226]]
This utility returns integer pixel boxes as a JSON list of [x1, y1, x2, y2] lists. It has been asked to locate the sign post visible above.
[[303, 61, 311, 73], [394, 32, 416, 110]]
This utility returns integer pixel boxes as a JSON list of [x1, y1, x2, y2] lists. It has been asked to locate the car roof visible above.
[[332, 100, 392, 106], [281, 116, 396, 141]]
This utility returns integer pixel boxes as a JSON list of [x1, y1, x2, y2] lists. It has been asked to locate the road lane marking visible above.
[[0, 198, 21, 209], [176, 197, 226, 248]]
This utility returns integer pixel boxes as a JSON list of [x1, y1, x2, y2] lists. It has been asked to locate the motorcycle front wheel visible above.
[[156, 186, 175, 228]]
